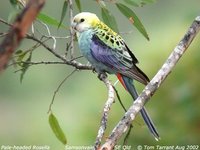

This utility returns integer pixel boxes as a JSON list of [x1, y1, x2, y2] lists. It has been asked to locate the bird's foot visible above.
[[98, 73, 107, 81], [92, 68, 96, 73]]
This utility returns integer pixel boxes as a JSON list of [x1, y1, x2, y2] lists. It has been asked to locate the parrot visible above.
[[72, 12, 159, 140]]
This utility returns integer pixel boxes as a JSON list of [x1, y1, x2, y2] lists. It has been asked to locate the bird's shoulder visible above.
[[93, 22, 125, 50], [91, 22, 138, 64]]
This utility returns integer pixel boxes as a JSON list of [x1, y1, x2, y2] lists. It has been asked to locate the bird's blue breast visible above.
[[78, 29, 94, 57], [78, 29, 101, 69], [77, 29, 114, 74]]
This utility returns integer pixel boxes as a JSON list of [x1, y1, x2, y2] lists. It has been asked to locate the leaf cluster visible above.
[[98, 0, 156, 40]]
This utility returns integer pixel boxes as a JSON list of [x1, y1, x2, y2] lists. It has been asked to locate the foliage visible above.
[[58, 0, 68, 28], [116, 3, 149, 40], [9, 0, 157, 38], [38, 13, 66, 28], [49, 113, 67, 145], [101, 7, 119, 33]]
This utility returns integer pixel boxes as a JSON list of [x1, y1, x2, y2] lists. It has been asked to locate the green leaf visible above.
[[37, 13, 66, 28], [116, 3, 149, 40], [101, 8, 119, 33], [75, 0, 82, 12], [124, 0, 156, 7], [49, 113, 67, 145], [143, 0, 156, 3], [20, 53, 32, 83], [16, 50, 29, 63], [97, 0, 106, 8], [15, 50, 23, 55], [8, 9, 20, 23], [58, 0, 68, 28], [9, 0, 22, 10], [124, 0, 139, 7], [9, 0, 17, 6]]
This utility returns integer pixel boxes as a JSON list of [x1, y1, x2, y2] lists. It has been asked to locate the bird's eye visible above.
[[80, 18, 85, 22]]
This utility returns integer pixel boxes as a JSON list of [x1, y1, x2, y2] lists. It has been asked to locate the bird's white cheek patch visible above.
[[76, 25, 83, 32], [76, 24, 89, 32]]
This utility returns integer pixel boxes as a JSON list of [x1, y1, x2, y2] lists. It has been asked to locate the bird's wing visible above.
[[90, 34, 149, 84], [90, 34, 132, 70]]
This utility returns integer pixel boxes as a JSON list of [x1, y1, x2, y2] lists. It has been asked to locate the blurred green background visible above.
[[0, 0, 200, 149]]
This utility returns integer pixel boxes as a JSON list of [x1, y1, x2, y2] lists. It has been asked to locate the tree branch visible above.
[[0, 0, 45, 72], [0, 17, 92, 71], [26, 34, 93, 70], [9, 61, 67, 67], [100, 16, 200, 150], [0, 12, 92, 71], [0, 18, 12, 27], [95, 74, 115, 149]]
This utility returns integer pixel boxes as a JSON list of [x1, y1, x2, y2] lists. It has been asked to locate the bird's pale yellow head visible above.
[[72, 12, 100, 33]]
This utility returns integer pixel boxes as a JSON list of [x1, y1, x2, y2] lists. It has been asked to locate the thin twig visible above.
[[9, 61, 67, 67], [94, 73, 115, 150], [70, 56, 84, 61], [68, 0, 75, 59], [100, 16, 200, 150], [119, 30, 133, 35], [0, 18, 12, 26], [48, 69, 77, 113], [35, 20, 71, 40], [35, 20, 70, 50], [0, 33, 9, 37], [113, 86, 127, 112], [123, 124, 133, 145], [37, 20, 57, 50], [26, 34, 93, 70]]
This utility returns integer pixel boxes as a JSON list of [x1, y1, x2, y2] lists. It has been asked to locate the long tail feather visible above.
[[117, 74, 160, 140]]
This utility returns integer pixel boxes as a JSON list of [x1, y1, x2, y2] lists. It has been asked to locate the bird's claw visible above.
[[92, 68, 96, 73], [98, 73, 107, 81]]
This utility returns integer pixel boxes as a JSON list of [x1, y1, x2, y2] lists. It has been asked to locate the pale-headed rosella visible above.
[[72, 12, 159, 140]]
